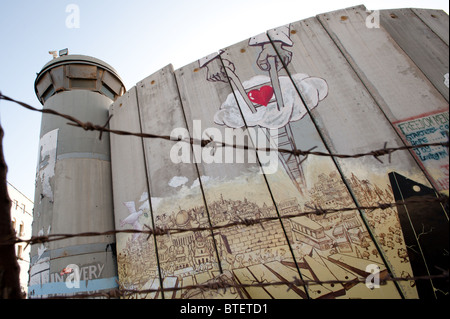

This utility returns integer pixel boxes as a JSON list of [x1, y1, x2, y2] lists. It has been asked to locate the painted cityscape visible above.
[[116, 169, 415, 299]]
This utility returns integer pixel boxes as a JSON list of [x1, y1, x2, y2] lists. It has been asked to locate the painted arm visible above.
[[198, 51, 232, 83], [249, 26, 293, 71]]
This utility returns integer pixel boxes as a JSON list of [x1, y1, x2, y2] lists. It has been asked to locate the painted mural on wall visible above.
[[200, 26, 327, 193], [219, 26, 417, 298], [111, 22, 449, 299], [116, 165, 413, 298], [389, 172, 449, 299], [393, 110, 449, 194]]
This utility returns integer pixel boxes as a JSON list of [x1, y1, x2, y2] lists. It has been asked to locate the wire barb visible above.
[[3, 196, 447, 247], [0, 92, 448, 162], [1, 92, 449, 299]]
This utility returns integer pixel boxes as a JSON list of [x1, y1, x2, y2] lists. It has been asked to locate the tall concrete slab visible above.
[[316, 9, 448, 298], [109, 87, 162, 299], [271, 12, 448, 298], [135, 65, 223, 299], [174, 56, 307, 299], [412, 9, 449, 45], [380, 8, 449, 101], [317, 6, 449, 195], [268, 16, 427, 298], [217, 33, 400, 298]]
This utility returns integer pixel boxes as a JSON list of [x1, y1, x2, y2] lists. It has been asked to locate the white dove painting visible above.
[[120, 201, 144, 241]]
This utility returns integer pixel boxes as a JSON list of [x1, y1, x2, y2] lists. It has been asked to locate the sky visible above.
[[0, 0, 448, 200]]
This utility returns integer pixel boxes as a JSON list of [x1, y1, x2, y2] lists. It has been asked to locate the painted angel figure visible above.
[[199, 25, 329, 194], [199, 26, 328, 129]]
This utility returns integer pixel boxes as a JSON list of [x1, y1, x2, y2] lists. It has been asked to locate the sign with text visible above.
[[394, 110, 449, 192]]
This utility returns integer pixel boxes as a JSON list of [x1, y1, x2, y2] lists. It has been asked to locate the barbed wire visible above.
[[1, 92, 449, 299], [6, 193, 450, 299], [0, 92, 448, 164], [2, 195, 447, 247], [37, 267, 449, 299]]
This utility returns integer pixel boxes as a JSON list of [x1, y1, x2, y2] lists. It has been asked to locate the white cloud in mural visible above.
[[150, 197, 163, 211], [168, 176, 189, 188], [214, 73, 328, 129], [190, 175, 211, 189]]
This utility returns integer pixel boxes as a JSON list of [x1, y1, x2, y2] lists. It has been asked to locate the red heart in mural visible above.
[[247, 85, 274, 107]]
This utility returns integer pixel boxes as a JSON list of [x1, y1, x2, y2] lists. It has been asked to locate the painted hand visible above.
[[274, 42, 293, 68], [205, 59, 235, 83], [256, 44, 292, 71]]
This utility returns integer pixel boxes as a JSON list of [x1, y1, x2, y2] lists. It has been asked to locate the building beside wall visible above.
[[29, 5, 448, 299], [7, 182, 33, 296]]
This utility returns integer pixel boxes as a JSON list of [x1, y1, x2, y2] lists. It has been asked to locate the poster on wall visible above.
[[393, 110, 449, 194]]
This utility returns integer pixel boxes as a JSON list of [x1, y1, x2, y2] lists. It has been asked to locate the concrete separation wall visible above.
[[109, 5, 448, 299]]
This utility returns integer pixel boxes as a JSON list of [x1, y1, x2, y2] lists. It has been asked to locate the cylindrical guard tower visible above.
[[28, 54, 125, 298]]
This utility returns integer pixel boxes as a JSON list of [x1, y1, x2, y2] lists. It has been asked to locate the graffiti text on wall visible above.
[[394, 110, 449, 192]]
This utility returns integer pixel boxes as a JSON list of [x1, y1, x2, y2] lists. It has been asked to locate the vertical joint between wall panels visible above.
[[134, 88, 165, 299], [411, 9, 449, 51], [268, 26, 406, 299], [316, 14, 443, 197], [171, 69, 224, 275], [406, 9, 449, 104], [218, 54, 312, 300], [378, 9, 449, 208], [379, 9, 449, 104], [313, 15, 412, 297]]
